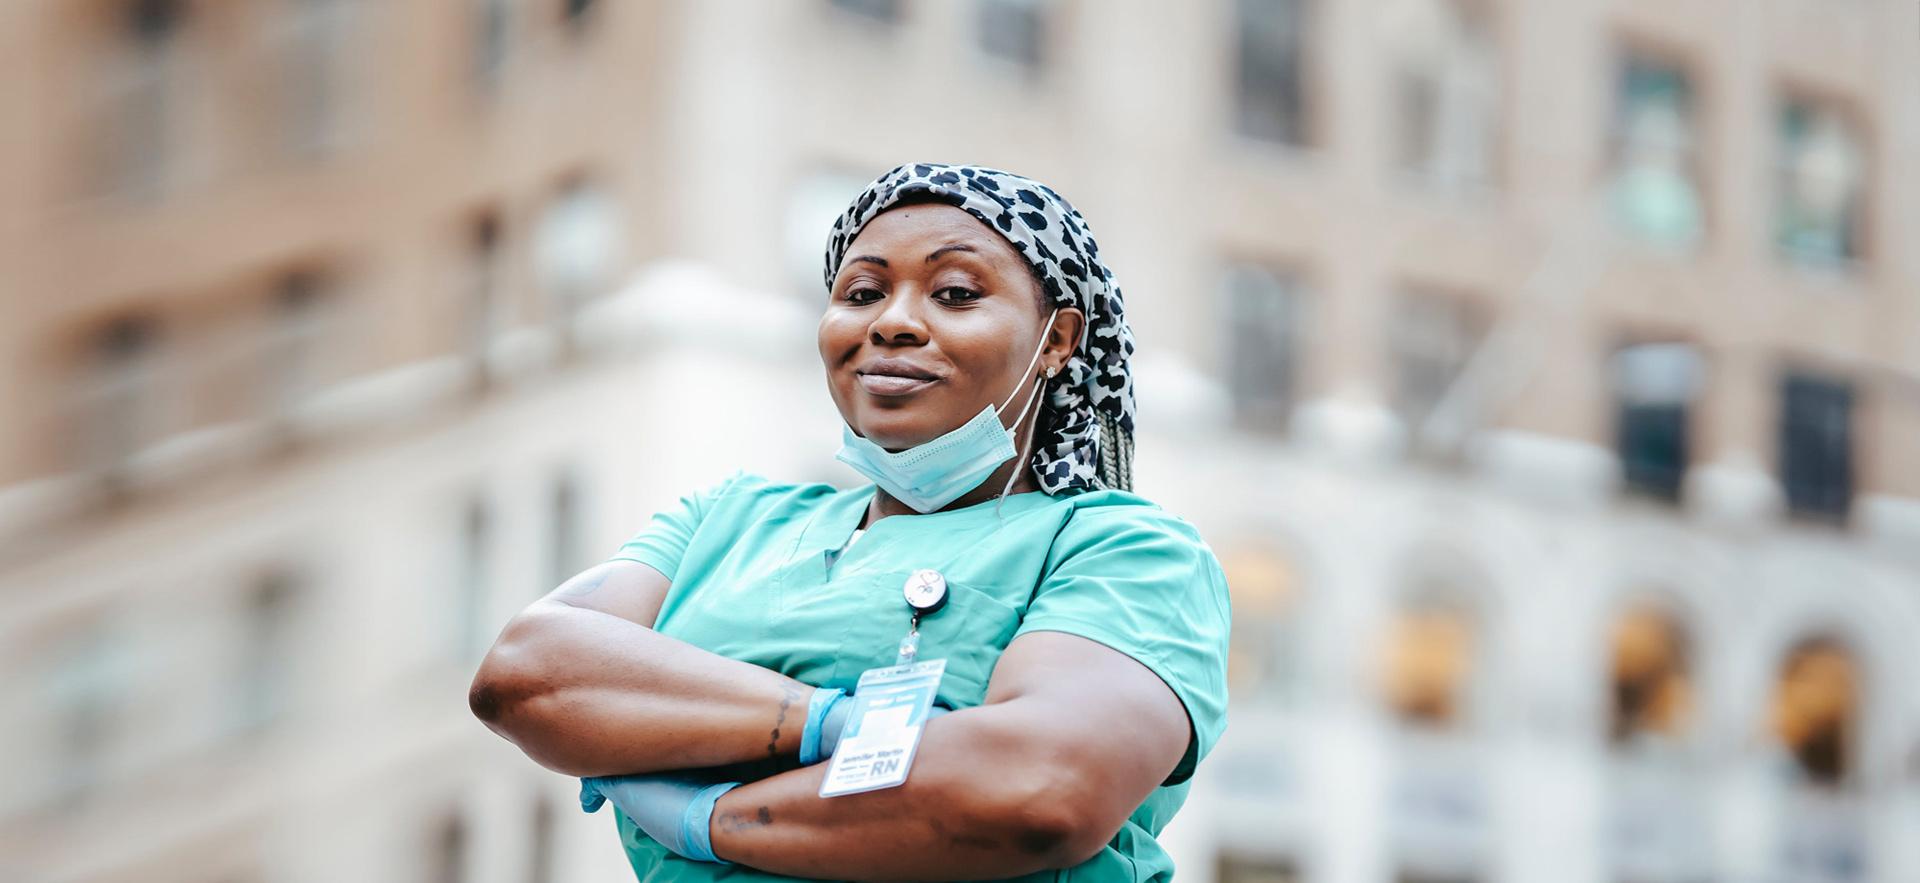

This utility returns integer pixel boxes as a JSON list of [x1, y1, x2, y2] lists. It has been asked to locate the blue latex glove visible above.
[[806, 693, 950, 765], [798, 687, 848, 765], [579, 774, 740, 863]]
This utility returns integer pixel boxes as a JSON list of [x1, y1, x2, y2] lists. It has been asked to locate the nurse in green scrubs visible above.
[[471, 163, 1231, 882]]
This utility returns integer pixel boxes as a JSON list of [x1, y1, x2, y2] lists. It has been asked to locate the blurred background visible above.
[[0, 1, 1916, 882]]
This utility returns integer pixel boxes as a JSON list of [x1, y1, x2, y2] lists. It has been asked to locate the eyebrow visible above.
[[847, 255, 888, 268], [925, 244, 978, 263]]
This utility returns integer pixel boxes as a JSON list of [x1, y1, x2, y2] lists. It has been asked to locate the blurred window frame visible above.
[[98, 0, 190, 200], [1609, 340, 1704, 504], [1778, 370, 1856, 524], [827, 0, 904, 27], [273, 0, 358, 160], [1222, 261, 1308, 435], [76, 313, 165, 478], [1391, 288, 1488, 460], [1233, 0, 1314, 149], [1387, 0, 1502, 195], [1773, 92, 1869, 270], [975, 0, 1049, 72], [1605, 46, 1708, 250]]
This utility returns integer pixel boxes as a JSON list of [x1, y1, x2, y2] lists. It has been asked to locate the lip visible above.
[[855, 357, 942, 397], [858, 358, 939, 381], [857, 373, 939, 397]]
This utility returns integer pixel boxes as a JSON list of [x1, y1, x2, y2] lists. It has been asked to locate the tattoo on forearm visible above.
[[766, 684, 804, 758], [714, 806, 774, 834]]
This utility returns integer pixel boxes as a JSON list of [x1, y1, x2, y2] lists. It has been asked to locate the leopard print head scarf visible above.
[[824, 163, 1137, 495]]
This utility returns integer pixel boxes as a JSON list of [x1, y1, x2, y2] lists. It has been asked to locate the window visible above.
[[455, 496, 493, 660], [1771, 637, 1859, 787], [1381, 595, 1475, 729], [79, 315, 162, 474], [561, 0, 599, 30], [236, 570, 300, 731], [279, 0, 354, 158], [1607, 52, 1704, 248], [466, 212, 504, 379], [977, 0, 1047, 69], [1779, 372, 1854, 523], [1223, 263, 1306, 432], [1607, 606, 1691, 745], [104, 0, 186, 197], [1610, 342, 1703, 503], [1217, 853, 1305, 883], [1776, 98, 1866, 267], [829, 0, 902, 25], [1387, 0, 1499, 192], [44, 621, 132, 797], [1391, 292, 1485, 449], [1384, 588, 1488, 883], [548, 470, 584, 588], [1222, 544, 1303, 704], [267, 269, 333, 415], [527, 797, 555, 883], [430, 809, 469, 883], [533, 176, 625, 345], [1234, 0, 1312, 147], [473, 0, 512, 92]]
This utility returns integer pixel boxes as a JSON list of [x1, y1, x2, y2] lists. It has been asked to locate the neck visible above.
[[865, 454, 1041, 526]]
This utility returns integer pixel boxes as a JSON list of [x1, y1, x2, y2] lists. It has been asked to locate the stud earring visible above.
[[1045, 366, 1058, 378]]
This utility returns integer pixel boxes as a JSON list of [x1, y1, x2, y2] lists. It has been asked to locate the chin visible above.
[[852, 409, 944, 452]]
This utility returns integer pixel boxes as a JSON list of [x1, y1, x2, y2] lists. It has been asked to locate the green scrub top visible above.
[[606, 471, 1232, 882]]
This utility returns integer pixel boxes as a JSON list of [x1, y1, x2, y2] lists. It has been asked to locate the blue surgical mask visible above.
[[836, 310, 1058, 514]]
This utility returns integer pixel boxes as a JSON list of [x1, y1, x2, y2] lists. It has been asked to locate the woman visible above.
[[470, 163, 1231, 881]]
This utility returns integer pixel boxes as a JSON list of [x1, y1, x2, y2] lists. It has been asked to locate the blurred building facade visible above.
[[2, 2, 1918, 883]]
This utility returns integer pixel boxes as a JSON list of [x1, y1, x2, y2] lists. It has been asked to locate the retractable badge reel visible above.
[[818, 569, 950, 798], [896, 568, 948, 665]]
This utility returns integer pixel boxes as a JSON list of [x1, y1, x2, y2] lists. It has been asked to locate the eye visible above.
[[843, 286, 882, 305], [933, 286, 982, 304]]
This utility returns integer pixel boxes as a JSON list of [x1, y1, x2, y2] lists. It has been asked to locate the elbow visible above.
[[941, 729, 1123, 870], [467, 611, 548, 728], [466, 665, 513, 726], [1000, 782, 1117, 870]]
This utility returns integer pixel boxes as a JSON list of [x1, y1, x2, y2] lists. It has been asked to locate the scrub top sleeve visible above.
[[607, 471, 749, 582], [1014, 505, 1232, 786]]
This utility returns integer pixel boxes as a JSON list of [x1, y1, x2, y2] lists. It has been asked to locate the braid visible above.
[[1096, 410, 1134, 492]]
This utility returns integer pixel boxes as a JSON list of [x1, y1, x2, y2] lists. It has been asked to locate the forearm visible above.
[[708, 709, 1109, 881], [470, 601, 812, 776]]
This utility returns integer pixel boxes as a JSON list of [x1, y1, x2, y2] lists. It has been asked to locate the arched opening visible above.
[[1603, 601, 1710, 883], [1222, 542, 1303, 704], [1381, 582, 1489, 883], [1771, 635, 1860, 788], [1767, 634, 1871, 883], [1607, 604, 1693, 746], [1382, 593, 1477, 729]]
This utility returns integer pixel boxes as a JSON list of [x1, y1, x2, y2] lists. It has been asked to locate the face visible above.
[[819, 203, 1084, 451]]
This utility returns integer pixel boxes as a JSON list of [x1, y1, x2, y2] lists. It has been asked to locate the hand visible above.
[[579, 773, 739, 863]]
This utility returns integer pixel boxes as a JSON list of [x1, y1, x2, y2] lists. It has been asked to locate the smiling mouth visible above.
[[857, 373, 940, 397]]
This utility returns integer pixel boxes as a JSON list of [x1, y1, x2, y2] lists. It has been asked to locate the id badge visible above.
[[818, 659, 945, 798]]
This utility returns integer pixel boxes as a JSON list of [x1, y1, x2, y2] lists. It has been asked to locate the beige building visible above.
[[2, 1, 1917, 882]]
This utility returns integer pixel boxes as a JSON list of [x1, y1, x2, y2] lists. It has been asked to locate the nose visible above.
[[868, 285, 928, 346]]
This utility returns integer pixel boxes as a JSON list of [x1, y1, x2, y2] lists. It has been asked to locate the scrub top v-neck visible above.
[[606, 471, 1231, 883]]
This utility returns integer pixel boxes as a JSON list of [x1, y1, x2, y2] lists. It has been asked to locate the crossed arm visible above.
[[469, 561, 1192, 879]]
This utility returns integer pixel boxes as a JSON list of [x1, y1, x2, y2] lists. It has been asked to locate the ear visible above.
[[1045, 307, 1086, 375]]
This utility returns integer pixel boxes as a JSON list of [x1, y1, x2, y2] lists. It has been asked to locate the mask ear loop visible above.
[[994, 311, 1062, 519]]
